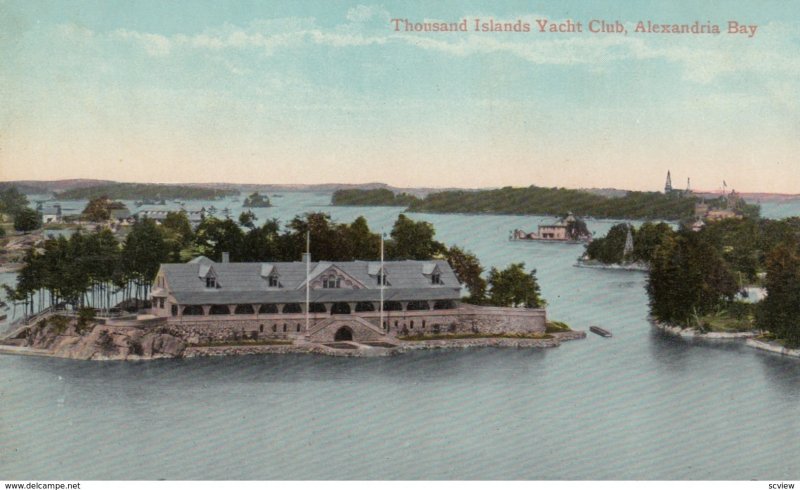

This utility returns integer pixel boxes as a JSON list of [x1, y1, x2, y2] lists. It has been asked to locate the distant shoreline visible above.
[[4, 179, 800, 202]]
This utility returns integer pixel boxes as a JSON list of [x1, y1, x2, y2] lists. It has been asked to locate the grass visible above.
[[696, 310, 755, 333], [545, 321, 572, 333], [399, 332, 553, 341], [194, 339, 293, 347]]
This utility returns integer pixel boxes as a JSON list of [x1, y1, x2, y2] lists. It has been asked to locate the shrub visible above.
[[77, 307, 96, 331]]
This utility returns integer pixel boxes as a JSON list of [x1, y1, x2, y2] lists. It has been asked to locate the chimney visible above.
[[301, 252, 311, 264], [222, 252, 230, 263]]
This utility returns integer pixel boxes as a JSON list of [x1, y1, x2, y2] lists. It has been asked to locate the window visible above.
[[260, 324, 264, 333], [159, 298, 165, 308], [431, 272, 442, 285], [376, 271, 388, 285], [296, 324, 301, 332], [283, 323, 287, 332], [323, 275, 341, 289], [272, 324, 277, 333], [268, 275, 279, 287], [205, 276, 216, 288], [171, 305, 178, 316]]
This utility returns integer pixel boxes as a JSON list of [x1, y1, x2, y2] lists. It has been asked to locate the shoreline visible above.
[[652, 321, 758, 340], [746, 338, 800, 359], [653, 321, 800, 360], [574, 259, 649, 272], [0, 328, 586, 361]]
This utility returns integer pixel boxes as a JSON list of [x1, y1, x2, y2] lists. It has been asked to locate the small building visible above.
[[512, 212, 588, 242], [41, 204, 62, 224], [705, 209, 740, 221], [137, 208, 205, 228], [110, 207, 132, 223]]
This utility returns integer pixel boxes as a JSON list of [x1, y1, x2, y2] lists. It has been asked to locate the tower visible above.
[[623, 224, 634, 261], [664, 171, 673, 194]]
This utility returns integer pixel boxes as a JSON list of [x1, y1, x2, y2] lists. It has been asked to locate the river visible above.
[[1, 192, 799, 479]]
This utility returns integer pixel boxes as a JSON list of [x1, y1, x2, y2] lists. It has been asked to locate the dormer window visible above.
[[431, 272, 442, 285], [205, 276, 216, 288], [323, 275, 341, 289], [268, 274, 279, 287]]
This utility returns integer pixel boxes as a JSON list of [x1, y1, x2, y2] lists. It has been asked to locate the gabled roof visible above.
[[297, 263, 367, 290], [158, 258, 461, 305]]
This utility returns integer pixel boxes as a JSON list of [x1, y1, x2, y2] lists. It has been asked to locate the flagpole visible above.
[[380, 232, 384, 332], [305, 230, 310, 337]]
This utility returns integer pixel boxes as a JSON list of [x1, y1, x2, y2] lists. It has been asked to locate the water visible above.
[[2, 193, 800, 480]]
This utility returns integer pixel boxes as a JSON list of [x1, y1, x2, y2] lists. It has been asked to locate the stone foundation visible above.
[[164, 305, 547, 345]]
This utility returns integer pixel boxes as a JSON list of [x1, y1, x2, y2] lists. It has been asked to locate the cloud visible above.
[[54, 11, 800, 85], [114, 29, 171, 56], [346, 5, 390, 23]]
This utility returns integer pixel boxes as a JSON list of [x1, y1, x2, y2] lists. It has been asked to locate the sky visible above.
[[1, 0, 798, 192]]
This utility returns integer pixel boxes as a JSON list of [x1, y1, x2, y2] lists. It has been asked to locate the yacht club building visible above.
[[150, 255, 547, 343]]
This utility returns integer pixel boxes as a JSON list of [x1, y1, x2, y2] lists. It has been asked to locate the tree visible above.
[[162, 211, 194, 246], [632, 222, 674, 264], [239, 219, 282, 262], [647, 232, 738, 325], [82, 196, 113, 221], [387, 214, 445, 260], [193, 217, 244, 261], [13, 207, 41, 233], [759, 241, 800, 347], [487, 263, 544, 308], [341, 216, 380, 261], [565, 216, 591, 241], [238, 210, 258, 230], [585, 223, 630, 264], [0, 187, 29, 217], [122, 218, 169, 303], [445, 246, 486, 302], [243, 192, 270, 207]]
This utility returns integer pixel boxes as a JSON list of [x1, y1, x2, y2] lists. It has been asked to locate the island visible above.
[[242, 192, 271, 208], [54, 182, 239, 201], [331, 180, 761, 222], [0, 212, 584, 360], [641, 212, 800, 357]]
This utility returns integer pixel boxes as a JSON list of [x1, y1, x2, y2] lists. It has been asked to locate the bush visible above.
[[77, 307, 96, 330], [48, 315, 70, 335], [545, 321, 572, 333]]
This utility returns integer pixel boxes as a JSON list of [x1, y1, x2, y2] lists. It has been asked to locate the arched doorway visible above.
[[334, 326, 353, 341]]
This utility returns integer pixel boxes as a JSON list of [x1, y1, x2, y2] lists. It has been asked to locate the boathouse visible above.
[[150, 255, 547, 343]]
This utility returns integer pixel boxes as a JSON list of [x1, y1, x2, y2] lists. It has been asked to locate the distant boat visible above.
[[590, 326, 612, 337]]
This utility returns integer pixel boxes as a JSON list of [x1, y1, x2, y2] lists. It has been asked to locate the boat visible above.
[[590, 326, 612, 337]]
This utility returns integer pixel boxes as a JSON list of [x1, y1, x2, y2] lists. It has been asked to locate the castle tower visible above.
[[664, 171, 673, 193]]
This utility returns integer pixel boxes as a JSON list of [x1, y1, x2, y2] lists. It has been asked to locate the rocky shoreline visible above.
[[574, 259, 648, 272], [653, 321, 800, 360], [0, 318, 586, 361], [653, 321, 758, 340], [746, 339, 800, 359]]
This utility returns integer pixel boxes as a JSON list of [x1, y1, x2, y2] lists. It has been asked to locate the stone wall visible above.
[[163, 305, 546, 344]]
